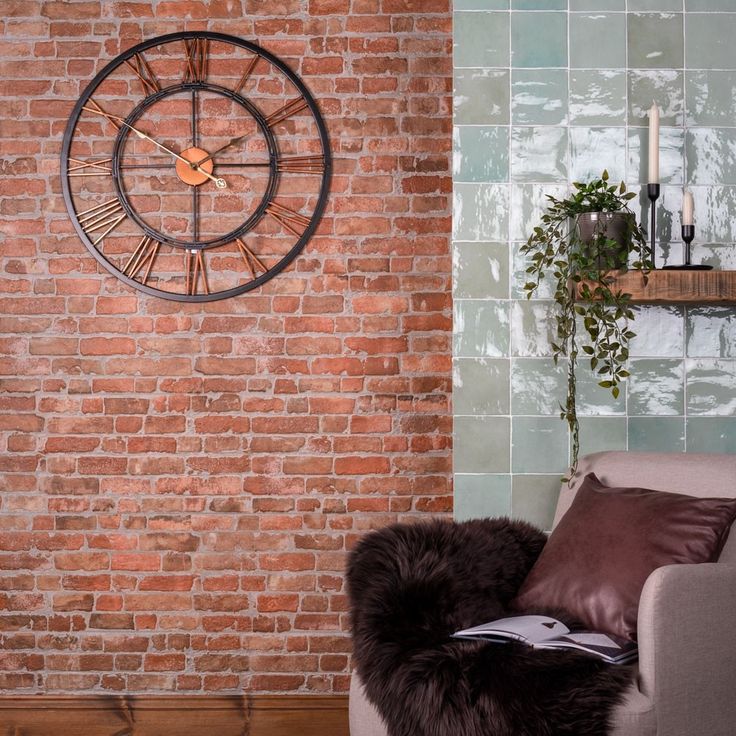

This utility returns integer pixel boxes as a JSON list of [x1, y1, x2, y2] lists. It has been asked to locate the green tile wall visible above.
[[453, 4, 736, 528]]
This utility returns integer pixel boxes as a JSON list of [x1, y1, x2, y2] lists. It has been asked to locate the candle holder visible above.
[[662, 225, 713, 271], [647, 183, 660, 269]]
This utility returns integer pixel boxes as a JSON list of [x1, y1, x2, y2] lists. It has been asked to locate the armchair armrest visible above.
[[637, 563, 736, 736]]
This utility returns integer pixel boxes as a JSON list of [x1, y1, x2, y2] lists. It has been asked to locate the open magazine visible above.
[[453, 615, 637, 664]]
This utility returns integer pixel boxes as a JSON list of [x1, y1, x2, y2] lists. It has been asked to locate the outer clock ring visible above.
[[60, 30, 332, 303]]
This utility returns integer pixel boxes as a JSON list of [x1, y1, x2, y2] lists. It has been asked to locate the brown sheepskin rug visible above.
[[347, 518, 635, 736]]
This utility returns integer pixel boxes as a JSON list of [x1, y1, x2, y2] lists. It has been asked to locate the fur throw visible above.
[[347, 518, 634, 736]]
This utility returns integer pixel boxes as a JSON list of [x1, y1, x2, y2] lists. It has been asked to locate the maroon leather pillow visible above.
[[512, 473, 736, 640]]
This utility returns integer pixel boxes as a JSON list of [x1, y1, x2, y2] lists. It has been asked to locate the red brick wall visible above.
[[0, 0, 451, 693]]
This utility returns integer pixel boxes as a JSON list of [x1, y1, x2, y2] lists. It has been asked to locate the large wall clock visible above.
[[61, 31, 331, 302]]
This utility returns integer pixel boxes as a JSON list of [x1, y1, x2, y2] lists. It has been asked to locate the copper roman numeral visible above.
[[77, 199, 127, 245], [67, 157, 113, 177], [277, 155, 325, 175], [233, 54, 260, 95], [122, 235, 160, 284], [83, 98, 121, 131], [235, 238, 268, 279], [265, 98, 308, 128], [265, 202, 311, 237], [184, 38, 209, 84], [125, 52, 161, 95], [185, 249, 209, 296]]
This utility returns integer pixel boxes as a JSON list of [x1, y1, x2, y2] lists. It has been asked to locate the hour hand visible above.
[[193, 133, 250, 167]]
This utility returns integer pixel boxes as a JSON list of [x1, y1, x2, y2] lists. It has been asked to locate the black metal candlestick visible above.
[[647, 183, 660, 269], [682, 224, 694, 266], [662, 224, 713, 271]]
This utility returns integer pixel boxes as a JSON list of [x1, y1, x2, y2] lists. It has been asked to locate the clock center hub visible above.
[[176, 147, 214, 186]]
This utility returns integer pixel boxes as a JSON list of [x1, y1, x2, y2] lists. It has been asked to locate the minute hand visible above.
[[193, 133, 250, 167], [81, 106, 227, 189]]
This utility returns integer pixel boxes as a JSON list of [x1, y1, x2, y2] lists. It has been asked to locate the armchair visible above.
[[349, 451, 736, 736]]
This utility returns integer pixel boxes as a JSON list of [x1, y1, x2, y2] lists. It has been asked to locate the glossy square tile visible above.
[[686, 71, 736, 126], [628, 305, 684, 357], [509, 183, 567, 242], [510, 300, 557, 357], [454, 299, 510, 357], [686, 0, 736, 8], [511, 127, 568, 182], [454, 126, 509, 183], [511, 12, 567, 68], [455, 0, 509, 7], [691, 244, 736, 269], [512, 417, 569, 473], [570, 14, 626, 69], [569, 127, 626, 182], [571, 0, 624, 8], [577, 417, 628, 456], [453, 183, 509, 241], [454, 358, 510, 415], [511, 69, 568, 125], [454, 69, 510, 125], [627, 127, 684, 185], [511, 358, 567, 415], [686, 418, 736, 453], [454, 475, 512, 521], [512, 0, 566, 7], [686, 307, 736, 358], [690, 187, 736, 244], [511, 475, 561, 530], [628, 417, 685, 452], [628, 70, 684, 126], [570, 70, 626, 125], [686, 13, 736, 70], [454, 241, 509, 299], [686, 129, 736, 186], [628, 13, 684, 69], [511, 242, 557, 299], [455, 416, 511, 472], [686, 359, 736, 416], [454, 11, 509, 68], [628, 359, 684, 415], [576, 365, 628, 415], [630, 0, 682, 8]]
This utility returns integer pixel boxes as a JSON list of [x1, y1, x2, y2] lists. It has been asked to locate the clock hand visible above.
[[81, 105, 227, 189], [192, 133, 250, 167]]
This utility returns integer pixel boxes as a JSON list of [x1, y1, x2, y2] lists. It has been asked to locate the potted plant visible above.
[[521, 171, 651, 476]]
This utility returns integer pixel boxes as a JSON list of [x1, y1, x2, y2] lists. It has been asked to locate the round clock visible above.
[[61, 31, 331, 302]]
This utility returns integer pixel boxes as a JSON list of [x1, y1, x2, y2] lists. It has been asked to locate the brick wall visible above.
[[0, 0, 452, 693]]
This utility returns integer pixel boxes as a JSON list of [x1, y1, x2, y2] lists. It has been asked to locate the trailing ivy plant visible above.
[[520, 171, 651, 477]]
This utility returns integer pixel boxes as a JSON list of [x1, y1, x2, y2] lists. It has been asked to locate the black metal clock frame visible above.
[[60, 30, 332, 302]]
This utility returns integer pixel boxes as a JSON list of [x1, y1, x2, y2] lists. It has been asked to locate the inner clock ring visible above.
[[111, 81, 279, 250]]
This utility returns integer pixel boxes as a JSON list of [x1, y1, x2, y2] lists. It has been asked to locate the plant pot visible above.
[[575, 211, 635, 267]]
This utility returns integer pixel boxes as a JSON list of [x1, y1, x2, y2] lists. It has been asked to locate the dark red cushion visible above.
[[512, 473, 736, 640]]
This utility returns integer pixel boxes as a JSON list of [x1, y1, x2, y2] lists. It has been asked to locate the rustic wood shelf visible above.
[[584, 269, 736, 304]]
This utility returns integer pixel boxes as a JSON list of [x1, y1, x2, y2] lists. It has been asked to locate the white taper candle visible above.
[[683, 190, 694, 226], [648, 103, 660, 184]]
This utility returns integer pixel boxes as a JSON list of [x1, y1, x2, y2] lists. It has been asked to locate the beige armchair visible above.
[[349, 452, 736, 736]]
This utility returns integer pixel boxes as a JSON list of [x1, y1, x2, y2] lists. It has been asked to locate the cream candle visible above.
[[648, 103, 660, 184], [683, 191, 694, 226]]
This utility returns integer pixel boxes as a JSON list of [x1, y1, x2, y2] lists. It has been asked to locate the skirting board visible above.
[[0, 694, 349, 736]]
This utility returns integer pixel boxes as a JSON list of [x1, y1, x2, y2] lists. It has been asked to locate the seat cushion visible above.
[[513, 473, 736, 639]]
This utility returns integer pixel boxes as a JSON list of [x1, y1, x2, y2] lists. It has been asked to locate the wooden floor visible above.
[[0, 694, 349, 736]]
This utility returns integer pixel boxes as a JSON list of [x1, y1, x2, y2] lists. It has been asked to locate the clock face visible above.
[[61, 31, 331, 302]]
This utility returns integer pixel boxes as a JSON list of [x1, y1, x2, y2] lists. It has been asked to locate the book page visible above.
[[454, 615, 570, 643]]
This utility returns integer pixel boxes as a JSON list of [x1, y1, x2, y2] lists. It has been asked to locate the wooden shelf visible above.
[[582, 270, 736, 304]]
